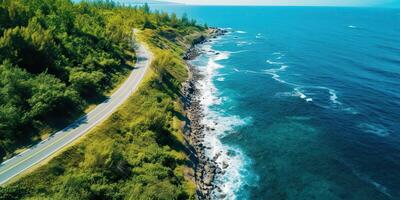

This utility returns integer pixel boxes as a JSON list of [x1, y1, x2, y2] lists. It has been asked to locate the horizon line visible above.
[[150, 3, 398, 9]]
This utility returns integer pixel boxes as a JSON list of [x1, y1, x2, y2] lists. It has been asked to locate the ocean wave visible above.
[[236, 30, 247, 34], [264, 65, 288, 73], [286, 116, 312, 121], [263, 65, 293, 85], [341, 159, 393, 198], [216, 51, 231, 61], [295, 86, 342, 105], [328, 88, 341, 105], [230, 50, 250, 54], [200, 105, 254, 199], [294, 88, 313, 102], [343, 107, 359, 115], [294, 86, 359, 113], [236, 40, 253, 47], [274, 91, 296, 98], [266, 59, 284, 65], [348, 25, 358, 29], [274, 91, 313, 102], [358, 123, 390, 137], [196, 43, 253, 199], [265, 71, 287, 84], [203, 44, 231, 61], [262, 64, 350, 107], [216, 77, 225, 82], [272, 52, 285, 58], [236, 41, 253, 46]]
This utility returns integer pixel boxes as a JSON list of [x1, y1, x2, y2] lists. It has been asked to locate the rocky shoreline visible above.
[[182, 28, 228, 200]]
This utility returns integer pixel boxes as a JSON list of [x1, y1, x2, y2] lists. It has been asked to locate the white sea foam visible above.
[[268, 73, 286, 84], [274, 91, 293, 97], [236, 41, 253, 46], [263, 65, 291, 84], [236, 30, 247, 34], [294, 86, 342, 105], [271, 52, 285, 59], [264, 65, 288, 73], [274, 90, 312, 102], [216, 77, 225, 82], [195, 43, 253, 199], [328, 88, 342, 105], [358, 123, 390, 137], [293, 88, 313, 102], [231, 50, 250, 54], [266, 59, 284, 65], [261, 63, 349, 107], [348, 25, 357, 29], [256, 33, 264, 39]]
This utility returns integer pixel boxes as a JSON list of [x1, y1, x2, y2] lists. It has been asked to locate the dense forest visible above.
[[0, 0, 206, 199], [0, 0, 202, 159]]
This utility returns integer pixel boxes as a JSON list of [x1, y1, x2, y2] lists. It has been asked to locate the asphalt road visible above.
[[0, 41, 152, 185]]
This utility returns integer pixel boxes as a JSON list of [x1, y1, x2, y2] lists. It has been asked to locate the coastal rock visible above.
[[204, 177, 212, 186], [218, 193, 227, 199], [222, 161, 229, 169], [205, 165, 211, 172], [182, 27, 228, 200]]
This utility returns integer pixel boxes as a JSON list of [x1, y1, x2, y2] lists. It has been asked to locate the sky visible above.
[[165, 0, 399, 7]]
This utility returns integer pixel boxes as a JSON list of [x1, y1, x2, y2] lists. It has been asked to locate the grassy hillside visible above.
[[0, 0, 202, 160], [0, 0, 206, 199]]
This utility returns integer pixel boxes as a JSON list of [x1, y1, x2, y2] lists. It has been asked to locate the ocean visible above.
[[152, 6, 400, 200]]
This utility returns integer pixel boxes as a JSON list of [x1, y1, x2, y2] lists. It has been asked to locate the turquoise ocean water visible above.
[[153, 6, 400, 200]]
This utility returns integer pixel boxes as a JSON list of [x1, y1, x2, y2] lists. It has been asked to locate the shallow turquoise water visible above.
[[154, 6, 400, 200]]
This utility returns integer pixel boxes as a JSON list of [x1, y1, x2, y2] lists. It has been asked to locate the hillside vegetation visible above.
[[0, 0, 202, 160], [0, 0, 206, 199]]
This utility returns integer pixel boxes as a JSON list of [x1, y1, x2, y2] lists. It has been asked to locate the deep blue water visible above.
[[153, 6, 400, 200]]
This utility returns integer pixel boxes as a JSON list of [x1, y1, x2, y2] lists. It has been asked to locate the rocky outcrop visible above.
[[183, 28, 228, 60], [181, 28, 228, 200]]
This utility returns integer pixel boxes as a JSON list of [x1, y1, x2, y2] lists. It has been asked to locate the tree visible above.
[[28, 73, 80, 118], [170, 13, 179, 28], [142, 3, 150, 14], [69, 70, 105, 98], [57, 173, 94, 200], [181, 13, 189, 24], [0, 18, 57, 74], [0, 185, 28, 200], [142, 16, 155, 30]]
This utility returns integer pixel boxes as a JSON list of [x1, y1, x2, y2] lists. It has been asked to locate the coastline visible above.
[[182, 28, 228, 199]]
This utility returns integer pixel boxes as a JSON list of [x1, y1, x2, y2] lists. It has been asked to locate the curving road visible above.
[[0, 41, 152, 185]]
